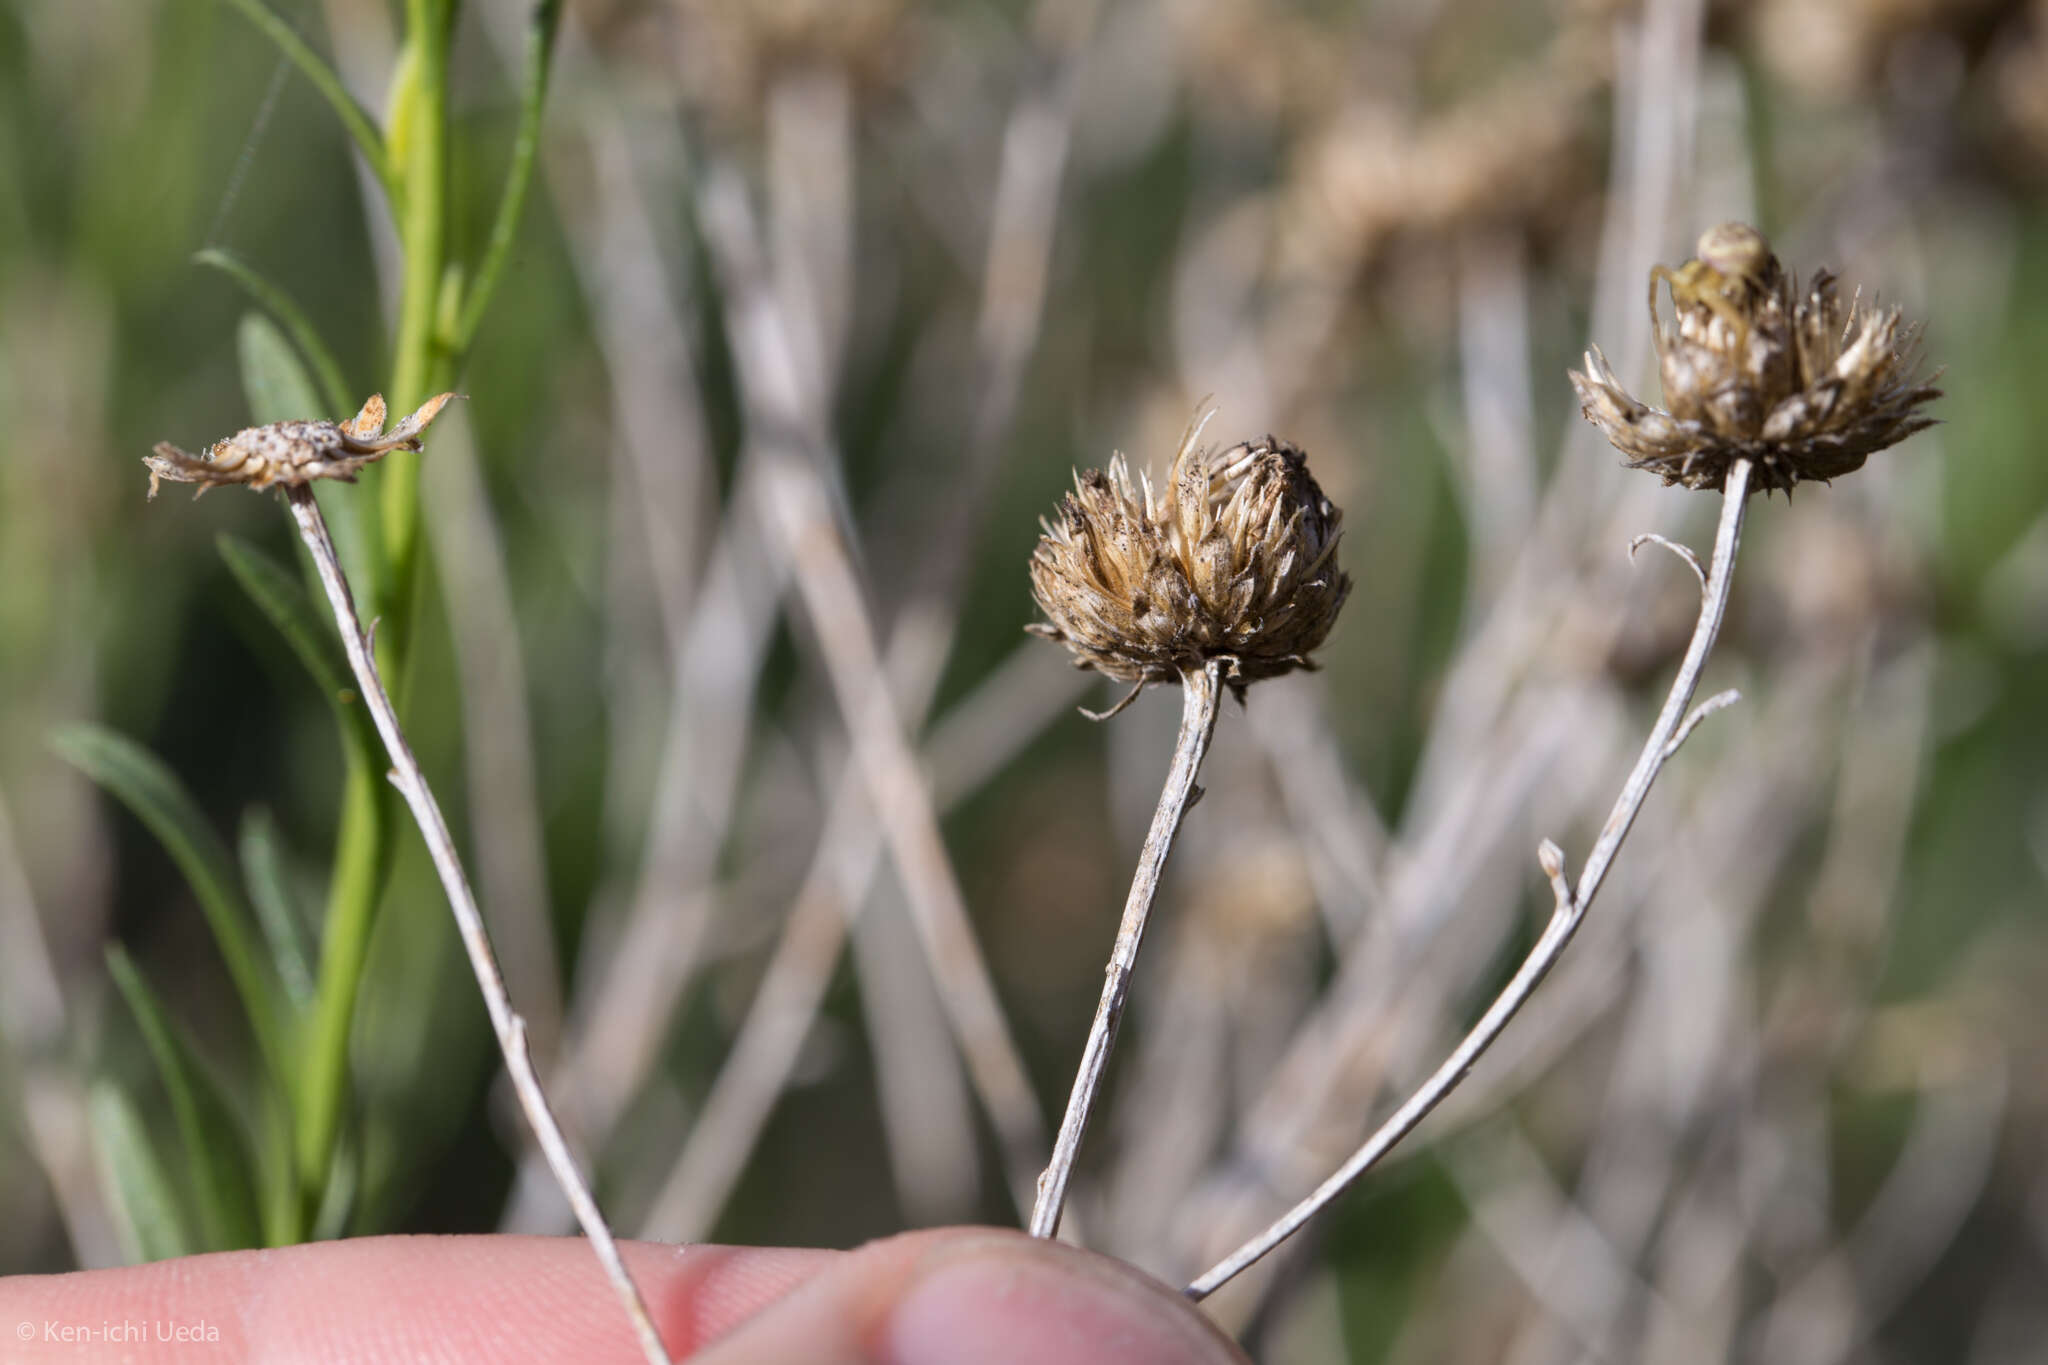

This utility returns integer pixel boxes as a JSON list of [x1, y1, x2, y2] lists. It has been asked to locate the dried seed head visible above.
[[145, 393, 455, 500], [1027, 414, 1351, 702], [1571, 223, 1941, 495]]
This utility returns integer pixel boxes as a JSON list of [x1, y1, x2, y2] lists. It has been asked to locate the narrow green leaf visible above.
[[310, 1126, 360, 1240], [236, 312, 328, 428], [52, 726, 288, 1088], [196, 249, 354, 417], [218, 534, 352, 706], [257, 1089, 304, 1246], [88, 1081, 194, 1264], [239, 808, 318, 1012], [217, 0, 395, 202], [105, 947, 264, 1252], [453, 0, 564, 356], [217, 535, 383, 805]]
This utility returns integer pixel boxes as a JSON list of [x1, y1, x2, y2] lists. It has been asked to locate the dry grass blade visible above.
[[698, 164, 1052, 1217]]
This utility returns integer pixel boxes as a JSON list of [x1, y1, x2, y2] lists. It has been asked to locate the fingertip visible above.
[[620, 1241, 832, 1354], [0, 1236, 836, 1364], [694, 1229, 1248, 1365]]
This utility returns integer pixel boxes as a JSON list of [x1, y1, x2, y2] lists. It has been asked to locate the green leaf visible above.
[[217, 0, 395, 202], [256, 1089, 303, 1246], [310, 1125, 360, 1240], [197, 249, 354, 417], [218, 534, 352, 705], [237, 311, 328, 428], [105, 946, 264, 1251], [453, 0, 564, 356], [52, 726, 288, 1088], [217, 534, 382, 799], [239, 808, 318, 1012], [88, 1080, 194, 1264]]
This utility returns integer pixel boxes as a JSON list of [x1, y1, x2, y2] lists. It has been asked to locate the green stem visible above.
[[292, 0, 457, 1227], [293, 0, 559, 1233], [378, 0, 456, 680], [292, 756, 389, 1222]]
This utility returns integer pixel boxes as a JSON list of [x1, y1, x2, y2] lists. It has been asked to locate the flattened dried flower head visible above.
[[145, 393, 455, 500], [1028, 413, 1351, 707], [1571, 222, 1939, 495]]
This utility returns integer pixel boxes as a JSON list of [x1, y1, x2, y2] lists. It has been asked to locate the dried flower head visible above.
[[145, 393, 454, 500], [1571, 223, 1940, 495], [1028, 415, 1351, 708]]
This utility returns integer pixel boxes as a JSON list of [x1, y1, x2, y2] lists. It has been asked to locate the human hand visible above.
[[0, 1227, 1249, 1363]]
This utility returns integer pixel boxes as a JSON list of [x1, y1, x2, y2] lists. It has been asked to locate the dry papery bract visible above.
[[1027, 420, 1351, 702], [144, 393, 455, 499], [1571, 222, 1941, 496]]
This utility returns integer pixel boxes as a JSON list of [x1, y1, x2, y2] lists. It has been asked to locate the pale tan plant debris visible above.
[[1274, 20, 1612, 287], [616, 0, 910, 126], [144, 393, 455, 499]]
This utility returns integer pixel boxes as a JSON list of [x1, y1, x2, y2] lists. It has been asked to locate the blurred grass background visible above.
[[4, 0, 2048, 1360]]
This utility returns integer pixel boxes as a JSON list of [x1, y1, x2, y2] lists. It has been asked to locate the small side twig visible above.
[[1185, 458, 1754, 1300], [284, 486, 672, 1365], [1664, 688, 1741, 760], [1030, 659, 1225, 1239], [1628, 532, 1706, 591]]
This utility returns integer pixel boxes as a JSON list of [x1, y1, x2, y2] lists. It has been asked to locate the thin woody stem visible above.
[[1030, 659, 1225, 1239], [284, 487, 673, 1365], [1186, 457, 1755, 1300]]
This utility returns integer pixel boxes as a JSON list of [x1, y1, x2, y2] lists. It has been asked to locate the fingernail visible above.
[[881, 1249, 1243, 1365]]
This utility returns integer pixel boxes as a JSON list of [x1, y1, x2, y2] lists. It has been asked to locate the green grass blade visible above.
[[197, 250, 355, 416], [87, 1080, 194, 1264], [239, 808, 318, 1012], [217, 0, 395, 201], [452, 0, 564, 355], [104, 946, 264, 1252], [51, 726, 288, 1088]]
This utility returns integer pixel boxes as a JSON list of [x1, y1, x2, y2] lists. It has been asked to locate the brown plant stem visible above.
[[1030, 659, 1226, 1239], [284, 486, 672, 1365], [1186, 456, 1755, 1300]]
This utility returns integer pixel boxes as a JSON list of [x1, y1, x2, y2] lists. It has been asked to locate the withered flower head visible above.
[[1027, 415, 1351, 706], [145, 392, 454, 500], [1571, 222, 1940, 496]]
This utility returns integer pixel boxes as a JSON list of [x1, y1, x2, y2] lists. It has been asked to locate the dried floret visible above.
[[145, 393, 454, 499]]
